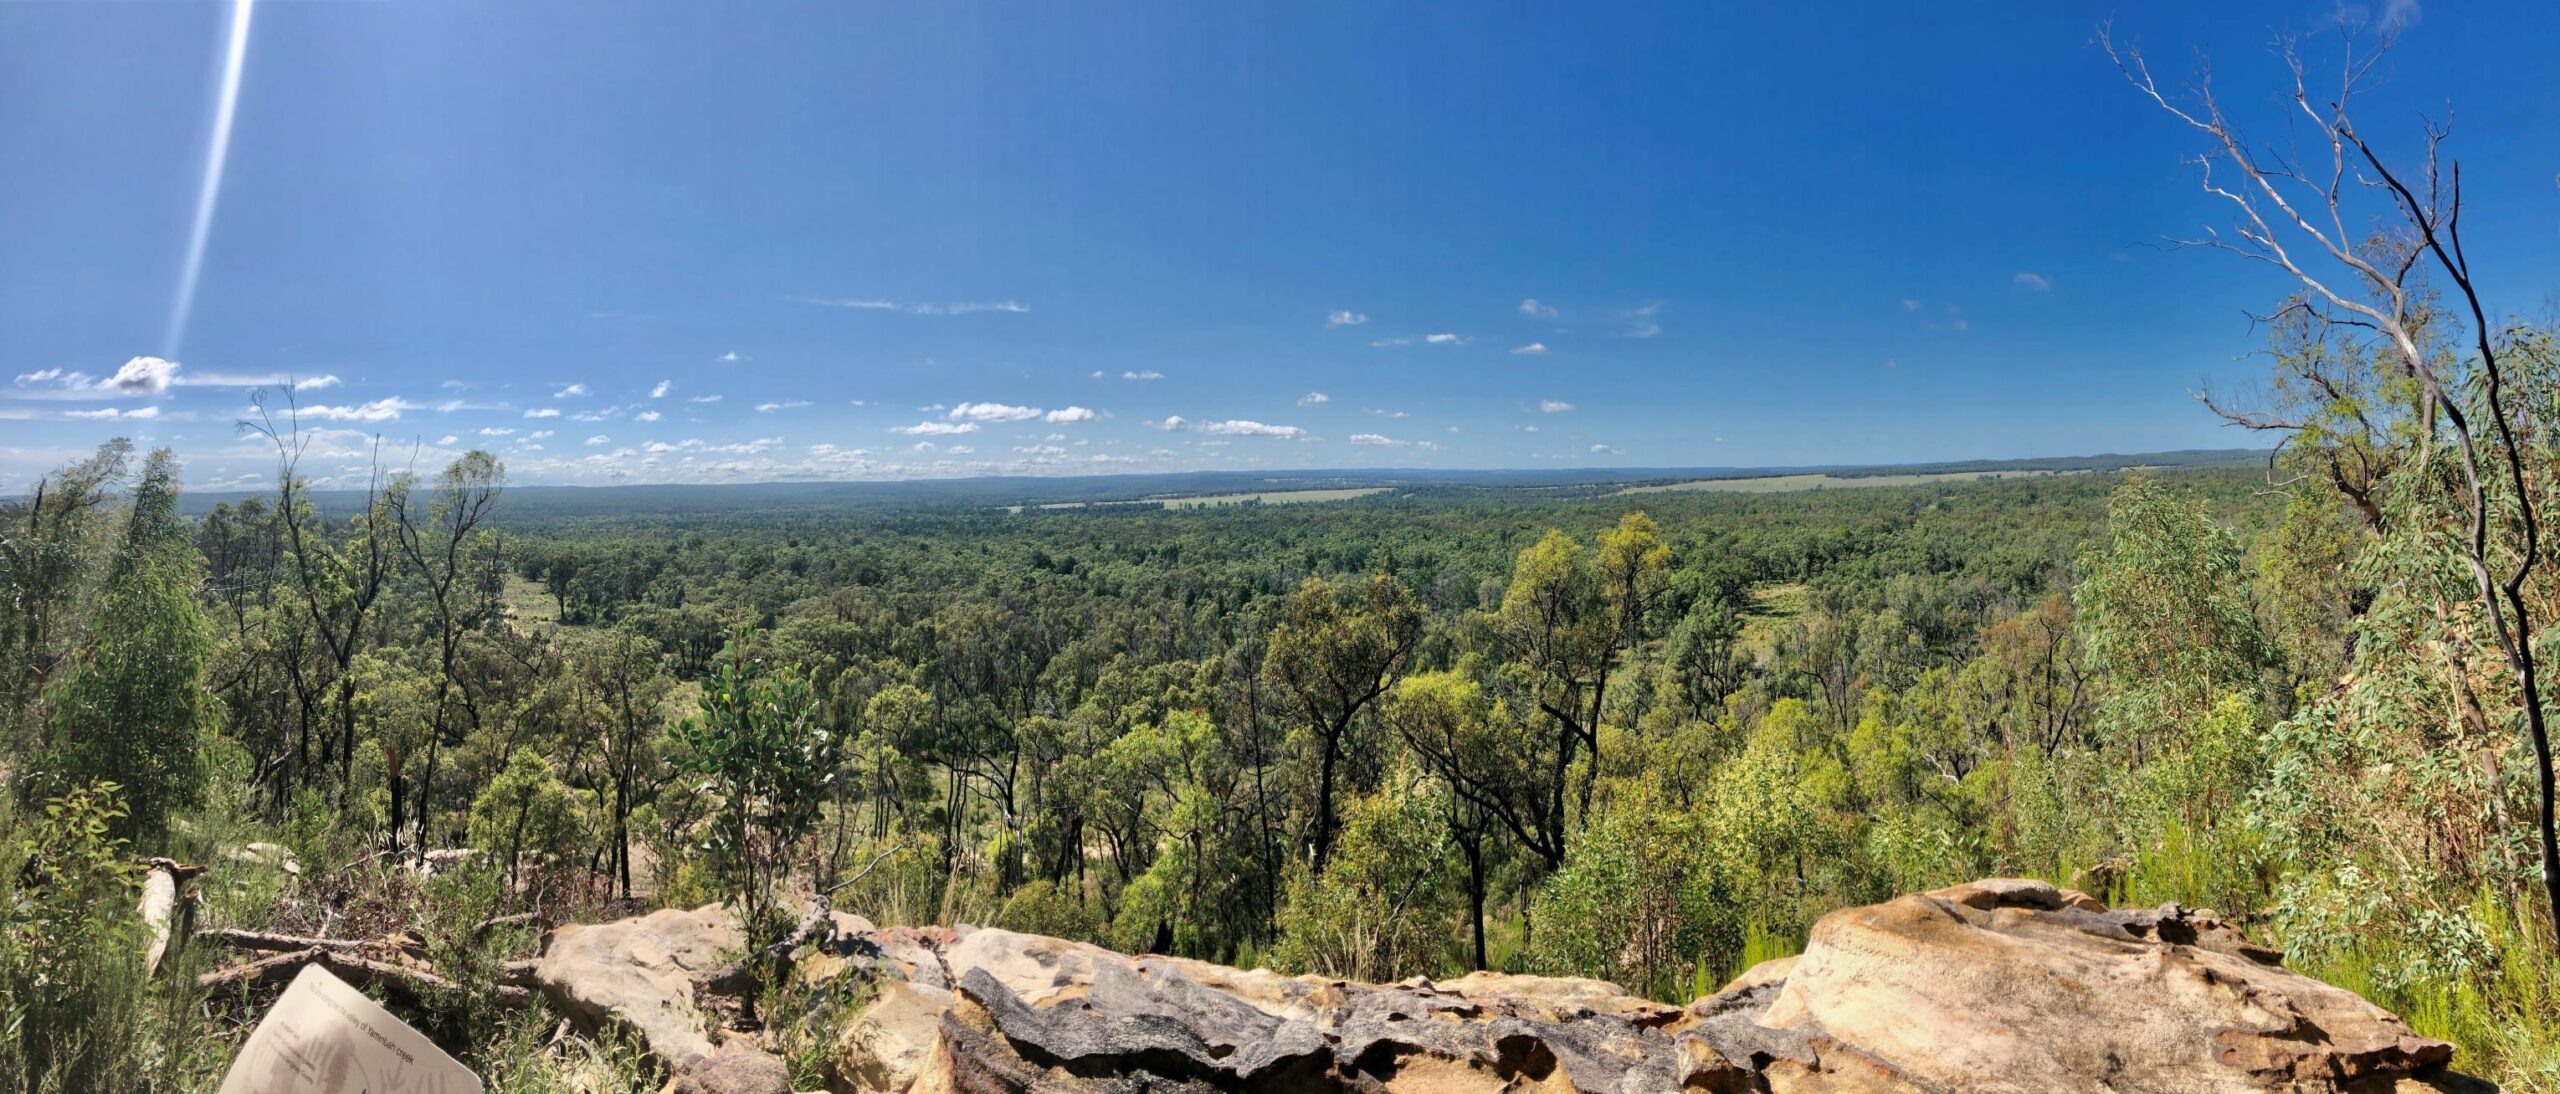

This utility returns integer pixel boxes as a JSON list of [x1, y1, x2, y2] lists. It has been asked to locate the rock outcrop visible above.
[[534, 879, 2490, 1092], [531, 902, 743, 1065]]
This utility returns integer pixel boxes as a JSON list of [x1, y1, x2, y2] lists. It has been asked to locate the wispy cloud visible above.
[[298, 397, 413, 422], [949, 401, 1043, 423], [802, 297, 1029, 316], [1539, 398, 1576, 413], [524, 407, 561, 418], [892, 420, 981, 436], [650, 380, 672, 398], [1519, 298, 1558, 319], [1621, 301, 1663, 339], [1590, 443, 1622, 455], [1326, 310, 1368, 327], [1297, 391, 1330, 406], [1122, 370, 1164, 381], [1349, 433, 1404, 446], [1512, 343, 1549, 356], [1044, 406, 1097, 423], [1156, 416, 1306, 439], [177, 371, 340, 391], [634, 410, 662, 422], [2013, 271, 2053, 292], [716, 351, 745, 362], [65, 406, 161, 421], [755, 400, 812, 412], [688, 395, 723, 403], [585, 435, 610, 446], [554, 383, 589, 398]]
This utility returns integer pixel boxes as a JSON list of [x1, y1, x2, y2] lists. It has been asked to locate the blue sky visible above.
[[3, 0, 2555, 490]]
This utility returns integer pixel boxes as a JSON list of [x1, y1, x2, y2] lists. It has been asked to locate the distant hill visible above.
[[171, 448, 2269, 520]]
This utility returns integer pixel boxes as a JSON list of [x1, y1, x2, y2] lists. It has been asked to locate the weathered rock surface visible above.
[[543, 880, 2490, 1092], [532, 903, 743, 1066], [670, 1043, 794, 1094]]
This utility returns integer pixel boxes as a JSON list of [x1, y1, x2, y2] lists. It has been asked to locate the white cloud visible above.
[[1538, 398, 1575, 413], [634, 410, 663, 423], [716, 351, 744, 362], [2013, 271, 2053, 292], [1044, 406, 1097, 423], [1349, 433, 1407, 447], [1520, 298, 1558, 319], [946, 445, 975, 454], [1424, 333, 1464, 345], [1297, 391, 1330, 406], [1591, 443, 1621, 454], [1365, 408, 1407, 419], [1121, 370, 1163, 381], [554, 383, 589, 398], [949, 401, 1043, 422], [300, 398, 413, 422], [650, 380, 672, 398], [524, 407, 561, 418], [1512, 343, 1549, 356], [105, 356, 178, 395], [803, 298, 1029, 316], [437, 435, 459, 445], [15, 356, 180, 399], [479, 427, 516, 437], [64, 406, 160, 420], [755, 400, 812, 412], [1326, 310, 1368, 327], [176, 371, 342, 391], [1158, 416, 1306, 439], [585, 435, 610, 446], [1902, 298, 1923, 312], [1368, 337, 1413, 348], [527, 429, 554, 439], [892, 420, 981, 436], [688, 394, 723, 404]]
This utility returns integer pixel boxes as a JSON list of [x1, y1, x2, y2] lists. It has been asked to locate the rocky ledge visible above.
[[530, 878, 2489, 1093]]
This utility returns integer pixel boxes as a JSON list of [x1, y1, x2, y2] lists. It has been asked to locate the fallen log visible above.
[[199, 928, 371, 955], [198, 946, 534, 1009], [139, 858, 206, 978]]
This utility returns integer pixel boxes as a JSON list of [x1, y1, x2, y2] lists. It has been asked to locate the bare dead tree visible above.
[[2104, 23, 2560, 943]]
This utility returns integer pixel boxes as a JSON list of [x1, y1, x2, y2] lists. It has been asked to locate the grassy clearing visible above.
[[1157, 487, 1392, 508], [500, 573, 560, 630], [1741, 582, 1809, 662], [1611, 470, 2070, 496], [1007, 487, 1394, 512]]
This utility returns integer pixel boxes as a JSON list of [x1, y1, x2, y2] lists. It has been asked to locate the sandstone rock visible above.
[[831, 980, 952, 1093], [669, 1043, 791, 1094], [548, 880, 2487, 1092], [1755, 878, 2462, 1093], [534, 903, 743, 1067]]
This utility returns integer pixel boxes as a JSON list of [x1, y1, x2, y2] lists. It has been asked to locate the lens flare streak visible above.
[[167, 0, 256, 358]]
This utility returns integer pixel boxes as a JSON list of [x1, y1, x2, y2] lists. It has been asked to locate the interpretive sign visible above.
[[218, 964, 481, 1094]]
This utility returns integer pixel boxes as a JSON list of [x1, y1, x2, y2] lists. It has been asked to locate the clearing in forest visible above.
[[1612, 470, 2069, 495]]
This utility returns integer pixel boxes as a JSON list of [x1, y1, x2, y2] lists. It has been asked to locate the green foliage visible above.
[[670, 633, 847, 937], [467, 749, 587, 886], [1274, 779, 1457, 981], [30, 450, 212, 849], [0, 782, 205, 1093]]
